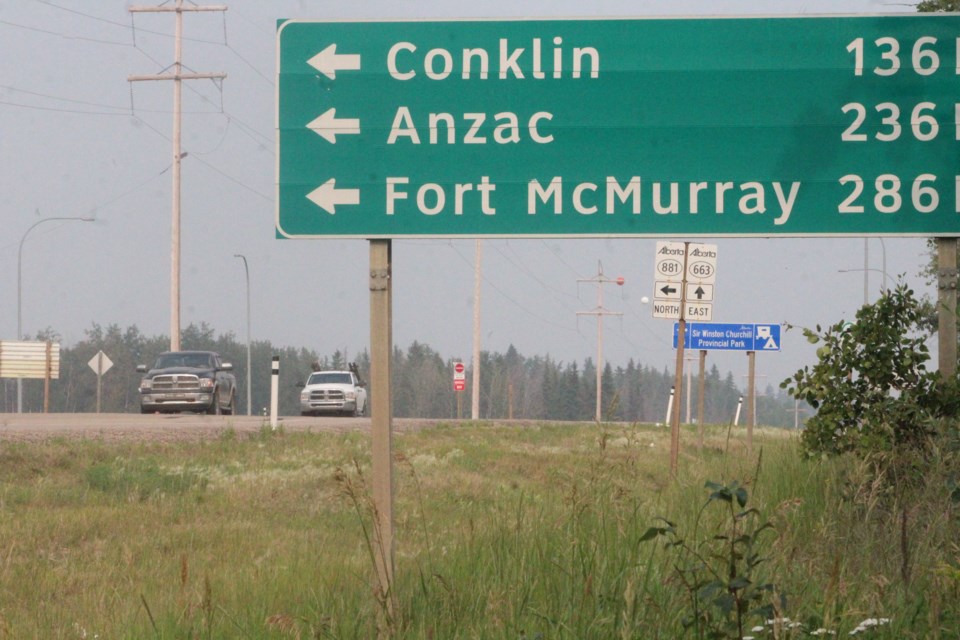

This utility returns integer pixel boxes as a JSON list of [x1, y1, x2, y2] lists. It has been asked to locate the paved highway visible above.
[[0, 413, 436, 443]]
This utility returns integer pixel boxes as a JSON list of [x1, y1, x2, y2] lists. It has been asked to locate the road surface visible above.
[[0, 413, 440, 443]]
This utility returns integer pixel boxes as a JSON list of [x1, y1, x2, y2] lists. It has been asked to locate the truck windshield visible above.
[[308, 372, 352, 385], [155, 353, 211, 369]]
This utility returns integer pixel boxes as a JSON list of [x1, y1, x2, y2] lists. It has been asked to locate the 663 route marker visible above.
[[652, 241, 717, 321]]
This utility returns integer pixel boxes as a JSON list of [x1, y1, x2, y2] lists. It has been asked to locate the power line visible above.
[[443, 241, 587, 337], [0, 17, 131, 46], [491, 241, 581, 304]]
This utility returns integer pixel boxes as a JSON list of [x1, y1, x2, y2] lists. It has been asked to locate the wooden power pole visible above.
[[128, 0, 226, 351]]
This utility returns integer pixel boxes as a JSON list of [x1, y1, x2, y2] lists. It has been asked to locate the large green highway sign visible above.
[[276, 15, 960, 238]]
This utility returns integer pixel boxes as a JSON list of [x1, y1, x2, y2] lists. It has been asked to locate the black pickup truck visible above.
[[137, 351, 236, 415]]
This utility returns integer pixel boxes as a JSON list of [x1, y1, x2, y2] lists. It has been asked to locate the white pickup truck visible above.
[[299, 364, 367, 417]]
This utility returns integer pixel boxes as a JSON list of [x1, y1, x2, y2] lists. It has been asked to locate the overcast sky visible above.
[[1, 0, 932, 398]]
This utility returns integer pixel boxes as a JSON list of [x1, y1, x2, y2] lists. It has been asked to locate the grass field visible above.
[[0, 421, 956, 638]]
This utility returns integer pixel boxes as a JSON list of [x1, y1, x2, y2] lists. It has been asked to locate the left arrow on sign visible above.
[[307, 108, 361, 143], [307, 179, 360, 214], [307, 44, 361, 80]]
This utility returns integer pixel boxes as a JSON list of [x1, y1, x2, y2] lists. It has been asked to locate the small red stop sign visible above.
[[454, 362, 465, 374]]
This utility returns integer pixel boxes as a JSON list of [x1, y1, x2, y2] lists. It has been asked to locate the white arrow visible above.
[[307, 44, 361, 80], [306, 179, 360, 214], [307, 108, 361, 144]]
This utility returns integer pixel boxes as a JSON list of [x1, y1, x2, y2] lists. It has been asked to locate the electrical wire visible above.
[[442, 241, 588, 338]]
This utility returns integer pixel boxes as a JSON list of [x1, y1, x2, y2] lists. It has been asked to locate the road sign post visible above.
[[87, 350, 114, 414], [672, 322, 781, 453]]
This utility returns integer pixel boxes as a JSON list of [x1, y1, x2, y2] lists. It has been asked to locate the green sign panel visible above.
[[276, 15, 960, 238]]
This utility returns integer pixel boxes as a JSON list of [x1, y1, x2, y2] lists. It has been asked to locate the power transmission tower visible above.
[[577, 262, 624, 422], [128, 0, 227, 351]]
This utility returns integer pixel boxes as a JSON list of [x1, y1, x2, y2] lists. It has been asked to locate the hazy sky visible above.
[[1, 0, 930, 399]]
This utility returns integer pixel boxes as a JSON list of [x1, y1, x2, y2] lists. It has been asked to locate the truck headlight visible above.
[[139, 378, 153, 391], [198, 378, 215, 390], [300, 390, 309, 400], [345, 391, 356, 400]]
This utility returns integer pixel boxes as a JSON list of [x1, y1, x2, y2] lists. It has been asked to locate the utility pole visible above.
[[787, 400, 808, 430], [577, 262, 624, 423], [471, 239, 482, 420], [128, 0, 226, 351]]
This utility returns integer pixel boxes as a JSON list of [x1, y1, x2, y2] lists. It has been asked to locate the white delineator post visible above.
[[664, 386, 675, 426], [270, 356, 279, 429]]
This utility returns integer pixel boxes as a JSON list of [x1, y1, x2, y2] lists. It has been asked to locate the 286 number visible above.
[[838, 174, 939, 214]]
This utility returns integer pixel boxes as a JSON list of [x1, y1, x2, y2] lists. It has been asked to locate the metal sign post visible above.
[[369, 239, 396, 622], [87, 351, 114, 414], [669, 244, 689, 477]]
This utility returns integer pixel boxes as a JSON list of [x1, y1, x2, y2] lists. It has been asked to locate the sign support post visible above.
[[698, 349, 707, 450], [369, 239, 396, 623], [87, 350, 114, 414], [43, 341, 52, 414], [938, 238, 957, 378], [670, 243, 689, 477], [746, 350, 757, 454]]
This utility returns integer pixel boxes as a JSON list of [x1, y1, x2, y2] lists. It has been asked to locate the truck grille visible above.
[[152, 374, 201, 391], [309, 389, 344, 401]]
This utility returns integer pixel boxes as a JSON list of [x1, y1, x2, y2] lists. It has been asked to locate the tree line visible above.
[[4, 323, 802, 426]]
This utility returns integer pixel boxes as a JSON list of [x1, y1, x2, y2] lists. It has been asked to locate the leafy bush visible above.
[[642, 479, 781, 639], [781, 284, 957, 457]]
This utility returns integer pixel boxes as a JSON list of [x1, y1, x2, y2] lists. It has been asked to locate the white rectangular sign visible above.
[[0, 341, 60, 379], [652, 242, 718, 320]]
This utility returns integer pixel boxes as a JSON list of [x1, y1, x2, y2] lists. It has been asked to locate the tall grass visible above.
[[0, 421, 955, 638]]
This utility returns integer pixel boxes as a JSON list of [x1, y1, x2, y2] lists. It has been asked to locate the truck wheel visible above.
[[223, 393, 236, 416], [207, 391, 221, 415]]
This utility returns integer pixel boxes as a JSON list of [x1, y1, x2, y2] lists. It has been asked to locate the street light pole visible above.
[[838, 268, 895, 295], [17, 216, 94, 413], [234, 254, 252, 416]]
